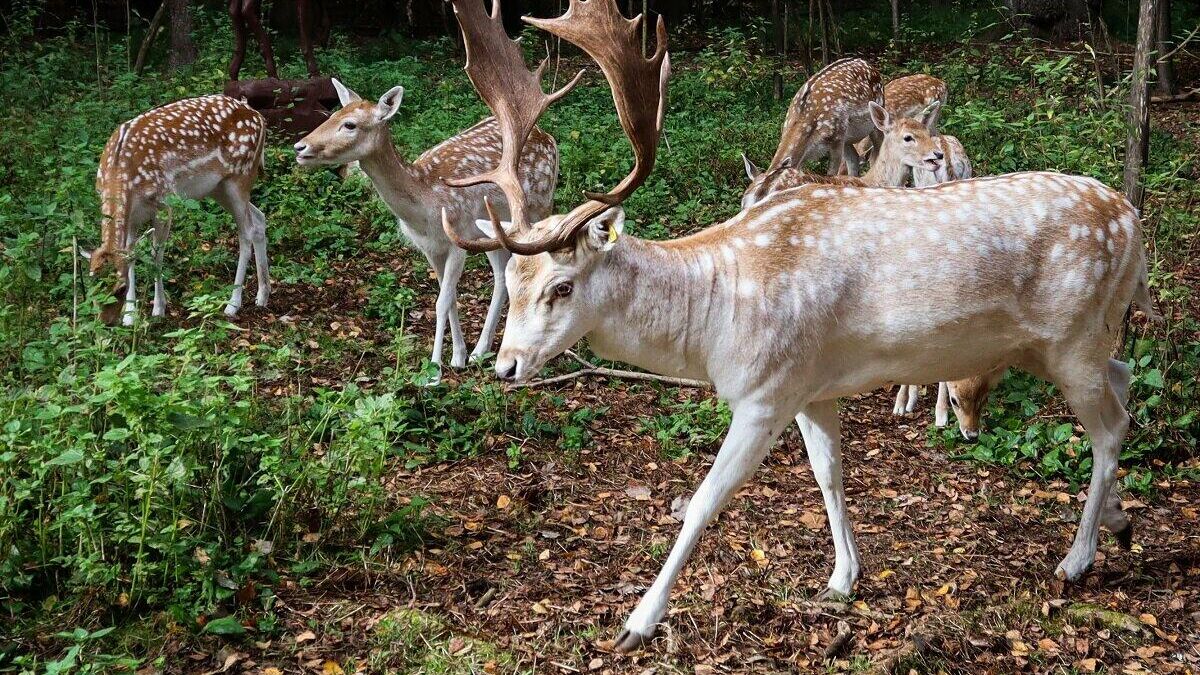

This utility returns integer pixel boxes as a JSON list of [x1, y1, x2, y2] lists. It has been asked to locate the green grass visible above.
[[0, 3, 1197, 670]]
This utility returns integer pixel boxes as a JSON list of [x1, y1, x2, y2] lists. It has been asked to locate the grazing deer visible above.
[[763, 58, 884, 177], [742, 101, 944, 210], [853, 73, 948, 160], [294, 61, 573, 376], [445, 0, 1157, 654], [893, 133, 975, 421], [87, 94, 269, 325], [912, 134, 972, 186]]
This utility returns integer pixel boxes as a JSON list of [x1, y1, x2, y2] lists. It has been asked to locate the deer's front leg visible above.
[[225, 208, 253, 317], [249, 203, 270, 307], [796, 399, 860, 597], [151, 214, 172, 317], [616, 403, 790, 653], [935, 382, 950, 427], [438, 247, 468, 369], [840, 141, 862, 177]]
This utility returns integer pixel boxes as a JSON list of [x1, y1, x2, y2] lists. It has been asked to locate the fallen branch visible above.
[[506, 350, 711, 390], [133, 1, 168, 75], [823, 620, 853, 660], [1151, 87, 1199, 103], [868, 615, 934, 674]]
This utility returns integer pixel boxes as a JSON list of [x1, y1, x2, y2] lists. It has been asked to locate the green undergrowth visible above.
[[1, 2, 1197, 670]]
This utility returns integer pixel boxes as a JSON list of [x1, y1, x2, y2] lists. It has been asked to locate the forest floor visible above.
[[4, 11, 1200, 674], [159, 238, 1200, 674]]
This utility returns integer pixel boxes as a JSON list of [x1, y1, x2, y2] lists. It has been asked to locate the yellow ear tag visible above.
[[607, 225, 620, 244]]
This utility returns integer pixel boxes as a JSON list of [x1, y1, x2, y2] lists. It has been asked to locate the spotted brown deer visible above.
[[742, 100, 944, 209], [446, 0, 1157, 654], [854, 73, 948, 160], [294, 40, 576, 376], [86, 94, 269, 326], [766, 57, 884, 176]]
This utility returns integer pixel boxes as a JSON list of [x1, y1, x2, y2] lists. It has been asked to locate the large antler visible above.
[[443, 0, 584, 253], [446, 0, 670, 256]]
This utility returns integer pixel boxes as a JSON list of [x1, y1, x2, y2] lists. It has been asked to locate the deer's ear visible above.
[[742, 153, 761, 180], [919, 100, 942, 128], [582, 207, 625, 253], [375, 86, 404, 121], [474, 219, 511, 238], [869, 100, 891, 132], [78, 246, 93, 260], [331, 78, 361, 107]]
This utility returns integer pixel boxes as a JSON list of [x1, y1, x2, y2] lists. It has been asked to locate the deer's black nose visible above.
[[497, 362, 518, 381], [934, 151, 945, 160]]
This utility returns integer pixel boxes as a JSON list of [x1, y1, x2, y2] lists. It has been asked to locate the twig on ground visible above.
[[506, 350, 712, 390], [1151, 87, 1200, 103], [823, 620, 853, 660]]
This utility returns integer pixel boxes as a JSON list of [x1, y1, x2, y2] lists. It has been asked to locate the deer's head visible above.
[[946, 368, 1006, 442], [294, 79, 404, 167], [870, 100, 944, 175]]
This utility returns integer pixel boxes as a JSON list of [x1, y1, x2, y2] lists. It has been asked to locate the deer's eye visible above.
[[553, 282, 573, 299], [342, 121, 357, 131], [903, 134, 914, 143]]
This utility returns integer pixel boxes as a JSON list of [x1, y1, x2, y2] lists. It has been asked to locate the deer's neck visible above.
[[359, 136, 435, 225], [585, 237, 730, 383], [861, 148, 910, 187]]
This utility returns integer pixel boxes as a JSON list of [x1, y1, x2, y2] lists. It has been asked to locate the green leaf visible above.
[[1141, 369, 1164, 389], [103, 427, 132, 441], [202, 616, 246, 636], [45, 449, 85, 467]]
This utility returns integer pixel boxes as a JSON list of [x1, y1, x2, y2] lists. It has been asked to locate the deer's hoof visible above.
[[612, 628, 650, 654]]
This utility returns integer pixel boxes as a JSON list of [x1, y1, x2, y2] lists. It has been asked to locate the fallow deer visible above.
[[767, 57, 884, 177], [294, 23, 577, 377], [446, 0, 1158, 653], [87, 94, 269, 325], [853, 73, 948, 160], [895, 132, 977, 422], [741, 100, 944, 210]]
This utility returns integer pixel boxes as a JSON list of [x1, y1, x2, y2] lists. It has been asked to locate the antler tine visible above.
[[444, 0, 584, 244], [498, 0, 670, 255]]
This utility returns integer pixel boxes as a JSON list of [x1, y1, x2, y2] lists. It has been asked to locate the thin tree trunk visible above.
[[816, 0, 829, 65], [1123, 0, 1156, 210], [134, 0, 167, 75], [891, 0, 899, 41], [772, 0, 784, 99], [1155, 0, 1175, 96], [167, 0, 196, 71]]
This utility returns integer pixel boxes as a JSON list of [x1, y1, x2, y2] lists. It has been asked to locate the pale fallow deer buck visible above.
[[766, 57, 884, 177], [445, 0, 1157, 653], [294, 10, 578, 377], [87, 94, 270, 325]]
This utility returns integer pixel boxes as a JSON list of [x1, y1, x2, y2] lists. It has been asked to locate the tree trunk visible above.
[[167, 0, 196, 71], [1154, 0, 1175, 96], [772, 0, 784, 99], [134, 0, 167, 75], [1123, 0, 1156, 210], [891, 0, 899, 41]]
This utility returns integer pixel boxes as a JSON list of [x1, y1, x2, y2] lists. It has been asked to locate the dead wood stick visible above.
[[1151, 87, 1199, 102], [506, 350, 712, 390], [133, 1, 167, 75], [823, 619, 853, 660], [868, 617, 933, 674]]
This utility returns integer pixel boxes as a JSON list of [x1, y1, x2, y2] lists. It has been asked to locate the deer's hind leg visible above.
[[1037, 350, 1132, 580]]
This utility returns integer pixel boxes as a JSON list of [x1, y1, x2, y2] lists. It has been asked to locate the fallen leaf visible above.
[[874, 569, 895, 581], [321, 661, 344, 675], [1139, 613, 1158, 626], [626, 485, 652, 501], [496, 495, 511, 509], [750, 549, 768, 568], [295, 630, 316, 643], [799, 510, 826, 530]]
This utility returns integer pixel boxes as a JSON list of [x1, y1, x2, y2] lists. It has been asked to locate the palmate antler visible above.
[[442, 0, 584, 253], [445, 0, 670, 256]]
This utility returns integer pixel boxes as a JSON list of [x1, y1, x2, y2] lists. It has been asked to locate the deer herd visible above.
[[86, 0, 1159, 653]]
